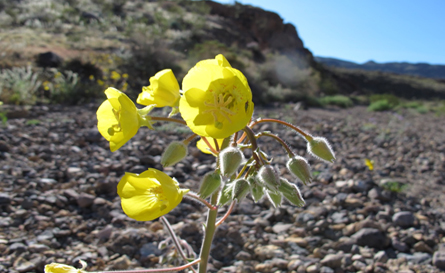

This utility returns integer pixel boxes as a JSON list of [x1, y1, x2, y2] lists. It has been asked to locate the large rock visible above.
[[351, 228, 389, 249], [205, 1, 314, 64]]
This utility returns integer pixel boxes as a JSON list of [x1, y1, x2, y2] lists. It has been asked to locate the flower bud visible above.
[[307, 136, 335, 163], [232, 178, 250, 201], [199, 171, 221, 199], [287, 156, 312, 185], [218, 183, 234, 205], [266, 190, 282, 208], [257, 165, 280, 191], [248, 176, 264, 202], [161, 141, 188, 167], [219, 146, 244, 177], [278, 178, 305, 207]]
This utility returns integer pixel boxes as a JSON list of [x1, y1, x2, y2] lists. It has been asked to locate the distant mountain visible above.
[[315, 56, 445, 79]]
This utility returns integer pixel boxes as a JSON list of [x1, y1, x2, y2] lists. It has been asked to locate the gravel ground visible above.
[[0, 103, 444, 273]]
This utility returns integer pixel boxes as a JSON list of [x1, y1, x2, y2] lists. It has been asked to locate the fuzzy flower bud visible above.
[[266, 190, 282, 208], [218, 183, 235, 205], [199, 171, 222, 199], [219, 146, 244, 177], [307, 136, 335, 163], [257, 165, 280, 191], [248, 175, 264, 202], [278, 178, 305, 207], [287, 156, 312, 185], [232, 178, 250, 201], [161, 141, 188, 167]]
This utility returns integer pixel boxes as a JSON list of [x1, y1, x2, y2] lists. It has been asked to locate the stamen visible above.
[[203, 92, 236, 127]]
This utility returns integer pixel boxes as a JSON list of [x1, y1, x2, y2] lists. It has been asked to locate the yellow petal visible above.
[[179, 54, 254, 139], [137, 69, 180, 107], [117, 169, 189, 221]]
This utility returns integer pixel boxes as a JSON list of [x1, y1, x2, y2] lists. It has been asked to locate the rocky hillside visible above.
[[316, 57, 445, 80]]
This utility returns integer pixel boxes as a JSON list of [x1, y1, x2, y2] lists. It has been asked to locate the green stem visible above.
[[198, 193, 219, 273], [96, 259, 201, 273], [256, 132, 295, 157], [160, 217, 197, 273]]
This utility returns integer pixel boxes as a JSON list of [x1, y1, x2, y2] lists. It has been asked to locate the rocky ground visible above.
[[0, 103, 444, 273]]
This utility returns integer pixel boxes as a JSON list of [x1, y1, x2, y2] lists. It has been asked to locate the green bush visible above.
[[320, 95, 354, 108], [0, 66, 41, 105], [369, 94, 400, 106], [368, 99, 394, 111]]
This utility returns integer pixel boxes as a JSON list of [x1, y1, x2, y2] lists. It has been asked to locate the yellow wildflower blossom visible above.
[[365, 158, 374, 170], [44, 261, 87, 273], [111, 71, 121, 80], [137, 69, 180, 108], [122, 73, 129, 78], [97, 79, 104, 86], [117, 169, 189, 221], [88, 75, 94, 80], [196, 137, 224, 155], [179, 54, 254, 139], [97, 87, 153, 152]]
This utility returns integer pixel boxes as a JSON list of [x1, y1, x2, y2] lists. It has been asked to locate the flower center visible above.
[[149, 186, 168, 211], [203, 92, 236, 129], [108, 107, 122, 136]]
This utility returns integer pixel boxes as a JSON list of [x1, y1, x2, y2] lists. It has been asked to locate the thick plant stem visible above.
[[198, 194, 219, 273]]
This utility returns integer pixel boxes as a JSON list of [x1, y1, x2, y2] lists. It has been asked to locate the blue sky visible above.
[[213, 0, 445, 65]]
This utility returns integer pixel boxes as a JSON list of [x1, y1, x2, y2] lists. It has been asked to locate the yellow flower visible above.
[[111, 71, 121, 80], [365, 158, 374, 170], [196, 137, 224, 155], [97, 79, 104, 86], [88, 75, 94, 80], [122, 73, 129, 79], [137, 69, 180, 108], [179, 54, 254, 139], [97, 87, 153, 152], [44, 261, 87, 273], [117, 169, 189, 221]]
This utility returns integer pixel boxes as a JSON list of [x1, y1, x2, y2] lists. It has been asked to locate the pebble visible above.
[[392, 211, 416, 228]]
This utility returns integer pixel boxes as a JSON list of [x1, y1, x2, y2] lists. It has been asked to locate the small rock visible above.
[[272, 223, 292, 233], [392, 211, 416, 228], [77, 192, 95, 208], [351, 228, 389, 249], [320, 253, 343, 268], [433, 248, 445, 270], [374, 250, 388, 263], [108, 255, 131, 270]]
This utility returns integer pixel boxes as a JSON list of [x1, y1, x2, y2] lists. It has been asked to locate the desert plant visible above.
[[0, 65, 41, 104], [368, 99, 394, 111], [320, 95, 354, 108]]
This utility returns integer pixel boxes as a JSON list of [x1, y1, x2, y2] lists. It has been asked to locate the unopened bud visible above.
[[219, 146, 244, 177], [199, 171, 222, 199], [307, 136, 335, 163], [248, 176, 264, 202], [287, 156, 312, 185], [218, 183, 234, 205], [161, 141, 188, 167], [266, 190, 282, 208], [232, 178, 250, 201], [278, 178, 305, 207], [258, 165, 280, 191]]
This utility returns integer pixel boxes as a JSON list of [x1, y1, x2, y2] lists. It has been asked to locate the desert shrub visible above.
[[381, 181, 408, 193], [320, 95, 353, 108], [368, 99, 394, 111], [402, 101, 429, 114], [369, 94, 400, 106], [0, 66, 41, 105]]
